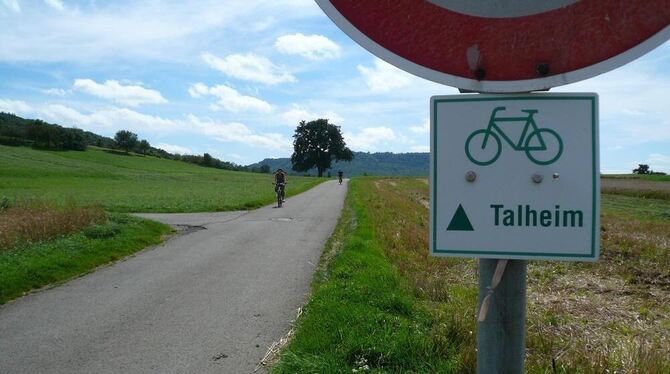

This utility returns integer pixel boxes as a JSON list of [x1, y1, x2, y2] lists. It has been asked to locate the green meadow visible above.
[[0, 145, 322, 212]]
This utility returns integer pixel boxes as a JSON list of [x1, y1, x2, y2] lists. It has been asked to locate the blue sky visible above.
[[1, 0, 669, 172]]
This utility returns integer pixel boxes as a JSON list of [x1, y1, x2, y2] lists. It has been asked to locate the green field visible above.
[[276, 178, 670, 373], [0, 145, 322, 212]]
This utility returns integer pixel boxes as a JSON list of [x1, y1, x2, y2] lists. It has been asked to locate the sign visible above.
[[430, 93, 599, 261], [316, 0, 670, 92]]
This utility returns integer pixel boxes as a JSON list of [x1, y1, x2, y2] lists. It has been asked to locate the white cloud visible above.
[[201, 52, 296, 85], [357, 59, 412, 93], [2, 0, 20, 13], [44, 0, 64, 11], [73, 79, 167, 107], [187, 115, 291, 150], [188, 82, 273, 113], [411, 145, 430, 152], [275, 33, 341, 60], [0, 99, 32, 114], [0, 1, 322, 62], [557, 57, 670, 146], [646, 153, 670, 172], [344, 126, 396, 151], [409, 119, 429, 134], [12, 99, 289, 151], [42, 88, 69, 97], [281, 104, 343, 126], [39, 104, 179, 134], [157, 143, 192, 155]]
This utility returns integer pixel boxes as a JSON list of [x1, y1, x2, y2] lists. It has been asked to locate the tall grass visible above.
[[0, 198, 105, 250], [279, 178, 670, 373]]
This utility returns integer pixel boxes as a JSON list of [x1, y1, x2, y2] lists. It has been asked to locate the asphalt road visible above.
[[0, 180, 347, 374]]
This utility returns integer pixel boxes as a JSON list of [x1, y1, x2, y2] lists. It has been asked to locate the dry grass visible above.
[[361, 178, 670, 373], [602, 178, 670, 200], [0, 198, 106, 250]]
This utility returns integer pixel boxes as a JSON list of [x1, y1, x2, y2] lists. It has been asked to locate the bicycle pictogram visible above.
[[465, 106, 563, 166]]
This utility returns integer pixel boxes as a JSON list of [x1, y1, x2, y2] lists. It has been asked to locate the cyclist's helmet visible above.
[[277, 168, 283, 172]]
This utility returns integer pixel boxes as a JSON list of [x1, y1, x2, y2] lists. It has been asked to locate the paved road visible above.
[[0, 180, 347, 374]]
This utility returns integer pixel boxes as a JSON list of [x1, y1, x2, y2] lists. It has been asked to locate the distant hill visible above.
[[248, 152, 429, 177]]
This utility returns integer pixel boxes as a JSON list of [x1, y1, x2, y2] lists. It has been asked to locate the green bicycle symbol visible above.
[[465, 106, 563, 166]]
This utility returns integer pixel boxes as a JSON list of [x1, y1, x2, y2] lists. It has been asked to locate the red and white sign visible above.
[[317, 0, 670, 92]]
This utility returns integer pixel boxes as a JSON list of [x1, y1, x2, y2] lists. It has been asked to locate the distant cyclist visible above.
[[338, 170, 343, 185], [273, 168, 287, 203]]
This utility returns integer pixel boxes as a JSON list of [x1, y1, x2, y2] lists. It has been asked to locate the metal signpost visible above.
[[317, 1, 670, 372]]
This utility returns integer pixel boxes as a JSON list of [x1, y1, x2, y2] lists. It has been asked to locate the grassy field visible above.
[[601, 176, 670, 200], [603, 174, 670, 182], [276, 178, 670, 373], [0, 145, 323, 212], [0, 213, 171, 304]]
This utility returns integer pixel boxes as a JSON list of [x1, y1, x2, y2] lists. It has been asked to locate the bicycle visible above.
[[274, 182, 286, 208], [465, 106, 563, 166]]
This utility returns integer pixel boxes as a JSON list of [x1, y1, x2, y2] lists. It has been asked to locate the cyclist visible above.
[[273, 168, 287, 203], [337, 170, 343, 184]]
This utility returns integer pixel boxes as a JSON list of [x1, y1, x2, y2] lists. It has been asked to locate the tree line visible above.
[[0, 112, 245, 172], [1, 112, 355, 176]]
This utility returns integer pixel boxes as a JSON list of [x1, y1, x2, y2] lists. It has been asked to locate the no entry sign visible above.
[[317, 0, 670, 92]]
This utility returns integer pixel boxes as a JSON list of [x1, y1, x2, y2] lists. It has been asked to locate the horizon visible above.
[[1, 1, 669, 173]]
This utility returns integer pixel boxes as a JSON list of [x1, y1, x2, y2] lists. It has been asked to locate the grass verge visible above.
[[273, 179, 460, 373], [276, 177, 670, 373], [0, 213, 171, 304]]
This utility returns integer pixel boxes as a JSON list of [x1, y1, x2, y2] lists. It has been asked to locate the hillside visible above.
[[249, 151, 429, 177], [0, 145, 321, 212]]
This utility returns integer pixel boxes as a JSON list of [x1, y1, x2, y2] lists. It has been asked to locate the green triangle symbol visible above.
[[447, 204, 474, 231]]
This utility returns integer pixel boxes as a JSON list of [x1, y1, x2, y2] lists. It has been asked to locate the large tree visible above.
[[291, 118, 353, 177], [114, 130, 138, 153]]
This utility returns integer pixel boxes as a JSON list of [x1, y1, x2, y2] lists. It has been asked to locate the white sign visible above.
[[430, 93, 599, 261]]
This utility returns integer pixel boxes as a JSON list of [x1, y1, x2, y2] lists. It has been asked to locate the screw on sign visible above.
[[316, 0, 670, 92]]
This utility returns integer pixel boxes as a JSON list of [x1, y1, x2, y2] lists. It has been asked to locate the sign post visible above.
[[317, 1, 670, 372], [477, 259, 526, 373]]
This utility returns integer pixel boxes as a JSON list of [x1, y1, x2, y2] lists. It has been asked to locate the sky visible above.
[[0, 0, 669, 173]]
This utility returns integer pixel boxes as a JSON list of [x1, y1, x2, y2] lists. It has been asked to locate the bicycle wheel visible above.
[[465, 129, 501, 166], [277, 190, 282, 207], [524, 128, 563, 165]]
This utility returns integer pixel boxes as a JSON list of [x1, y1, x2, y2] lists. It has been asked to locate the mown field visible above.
[[275, 177, 670, 373], [0, 145, 323, 212]]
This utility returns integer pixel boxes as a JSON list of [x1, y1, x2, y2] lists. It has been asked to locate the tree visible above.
[[633, 164, 651, 175], [114, 130, 138, 153], [260, 164, 271, 174], [137, 139, 150, 155], [202, 153, 213, 167], [291, 118, 353, 177]]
